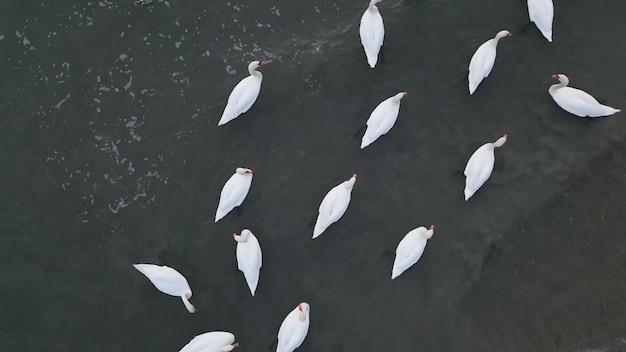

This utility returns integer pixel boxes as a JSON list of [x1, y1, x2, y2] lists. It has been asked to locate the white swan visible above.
[[234, 229, 262, 296], [313, 174, 357, 239], [277, 303, 310, 352], [392, 225, 435, 279], [133, 264, 196, 313], [361, 92, 407, 149], [215, 167, 253, 222], [218, 61, 266, 126], [528, 0, 554, 42], [468, 30, 511, 95], [549, 74, 621, 117], [464, 134, 507, 201], [359, 0, 385, 68], [179, 331, 239, 352]]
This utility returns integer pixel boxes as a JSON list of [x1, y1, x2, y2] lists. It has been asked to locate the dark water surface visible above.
[[1, 0, 625, 351]]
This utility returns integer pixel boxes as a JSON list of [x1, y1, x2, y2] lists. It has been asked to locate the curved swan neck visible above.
[[550, 74, 569, 92], [492, 135, 507, 148], [247, 62, 263, 78], [234, 230, 250, 243], [344, 175, 357, 189], [181, 292, 196, 313], [368, 0, 382, 9], [494, 30, 511, 41], [392, 92, 407, 102]]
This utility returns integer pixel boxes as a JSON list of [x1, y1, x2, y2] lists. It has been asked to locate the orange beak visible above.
[[429, 225, 435, 230], [552, 74, 559, 79], [259, 61, 266, 66]]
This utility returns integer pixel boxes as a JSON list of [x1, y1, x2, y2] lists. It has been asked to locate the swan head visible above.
[[181, 291, 197, 313], [344, 174, 357, 189], [368, 0, 383, 8], [552, 74, 569, 86], [297, 302, 310, 321], [493, 134, 507, 148], [424, 225, 435, 239], [495, 30, 511, 39], [233, 229, 252, 243], [222, 342, 239, 352], [248, 60, 266, 71], [235, 167, 253, 175], [393, 92, 407, 102]]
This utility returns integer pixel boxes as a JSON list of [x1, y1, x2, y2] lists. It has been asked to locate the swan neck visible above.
[[181, 293, 196, 313], [424, 229, 434, 239], [368, 0, 381, 9], [234, 235, 248, 243], [493, 137, 507, 148], [344, 178, 356, 190], [247, 64, 262, 78], [298, 310, 307, 321]]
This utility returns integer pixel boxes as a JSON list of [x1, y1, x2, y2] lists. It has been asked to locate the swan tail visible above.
[[391, 267, 403, 279], [464, 187, 475, 201], [600, 105, 621, 117], [312, 220, 328, 239], [215, 208, 227, 222], [468, 79, 478, 95]]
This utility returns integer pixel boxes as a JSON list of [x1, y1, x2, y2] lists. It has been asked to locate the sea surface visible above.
[[1, 0, 625, 351]]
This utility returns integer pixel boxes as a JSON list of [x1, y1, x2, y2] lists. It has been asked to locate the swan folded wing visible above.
[[277, 311, 298, 352], [318, 185, 341, 213], [466, 152, 495, 192], [237, 237, 262, 274], [528, 0, 554, 30], [469, 43, 496, 83], [322, 191, 350, 224], [563, 87, 602, 111], [219, 177, 239, 208], [464, 145, 486, 176], [360, 10, 384, 64]]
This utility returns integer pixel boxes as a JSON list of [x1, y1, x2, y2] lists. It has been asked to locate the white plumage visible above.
[[218, 61, 266, 126], [234, 229, 262, 296], [276, 303, 310, 352], [549, 74, 621, 118], [313, 174, 357, 239], [215, 167, 253, 222], [361, 92, 407, 149], [392, 225, 435, 279], [133, 264, 197, 313], [359, 0, 385, 68], [464, 135, 508, 201], [528, 0, 554, 42], [468, 30, 511, 95], [179, 331, 239, 352]]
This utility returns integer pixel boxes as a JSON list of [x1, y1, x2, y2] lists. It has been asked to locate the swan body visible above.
[[313, 174, 357, 239], [468, 30, 511, 95], [359, 0, 385, 68], [528, 0, 554, 42], [392, 225, 435, 279], [218, 61, 266, 126], [215, 167, 253, 222], [464, 135, 507, 201], [549, 74, 621, 117], [133, 264, 196, 313], [234, 229, 262, 296], [179, 331, 239, 352], [277, 303, 310, 352], [361, 92, 407, 149]]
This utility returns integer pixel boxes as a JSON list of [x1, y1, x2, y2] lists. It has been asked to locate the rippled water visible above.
[[1, 0, 625, 351]]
